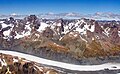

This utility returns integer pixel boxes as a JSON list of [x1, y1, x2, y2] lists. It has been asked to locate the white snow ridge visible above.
[[0, 50, 120, 71]]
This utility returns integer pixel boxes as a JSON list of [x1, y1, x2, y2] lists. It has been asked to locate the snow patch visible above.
[[57, 23, 61, 26], [1, 23, 11, 29], [0, 59, 7, 66], [2, 23, 14, 39], [63, 22, 74, 34], [14, 24, 31, 39], [13, 58, 18, 62], [95, 35, 100, 39], [84, 24, 95, 32], [118, 31, 120, 37], [14, 30, 31, 39], [37, 22, 49, 32], [103, 27, 110, 37], [0, 21, 4, 23], [92, 37, 95, 40]]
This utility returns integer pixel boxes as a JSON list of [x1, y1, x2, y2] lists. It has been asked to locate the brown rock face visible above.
[[94, 21, 103, 34], [109, 27, 120, 44], [60, 31, 86, 58], [42, 27, 54, 38]]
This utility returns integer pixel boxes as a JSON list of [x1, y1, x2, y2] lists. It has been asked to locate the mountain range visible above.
[[0, 15, 120, 65], [0, 12, 120, 20]]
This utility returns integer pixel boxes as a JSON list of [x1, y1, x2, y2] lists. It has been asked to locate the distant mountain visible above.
[[37, 12, 120, 20], [1, 12, 120, 20], [0, 14, 27, 19], [89, 12, 120, 20]]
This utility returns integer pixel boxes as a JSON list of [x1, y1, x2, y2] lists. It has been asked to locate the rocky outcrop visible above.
[[0, 53, 59, 74]]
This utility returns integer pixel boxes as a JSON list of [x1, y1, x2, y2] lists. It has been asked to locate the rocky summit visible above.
[[0, 15, 120, 64], [0, 53, 59, 74]]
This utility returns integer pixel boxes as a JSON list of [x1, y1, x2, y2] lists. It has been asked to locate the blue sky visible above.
[[0, 0, 120, 14]]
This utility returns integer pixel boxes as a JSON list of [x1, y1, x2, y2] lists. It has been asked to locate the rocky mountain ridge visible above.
[[0, 15, 120, 60]]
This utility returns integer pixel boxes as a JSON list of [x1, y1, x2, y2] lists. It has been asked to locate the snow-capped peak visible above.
[[10, 13, 17, 16]]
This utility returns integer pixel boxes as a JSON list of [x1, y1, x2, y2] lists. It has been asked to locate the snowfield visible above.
[[0, 50, 120, 71]]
